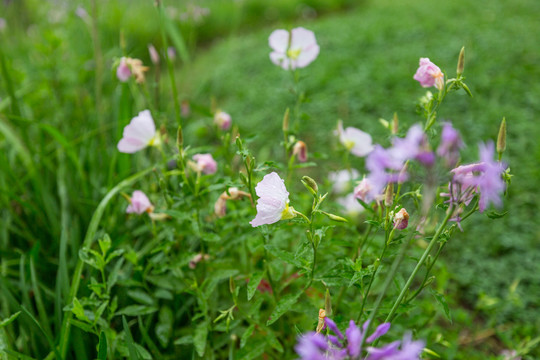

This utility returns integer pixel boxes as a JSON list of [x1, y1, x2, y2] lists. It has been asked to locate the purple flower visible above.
[[269, 27, 320, 70], [476, 142, 506, 212], [346, 320, 362, 357], [295, 332, 329, 360], [250, 172, 296, 227], [192, 154, 218, 175], [116, 57, 132, 82], [413, 57, 444, 90], [366, 332, 424, 360], [126, 190, 153, 214], [324, 318, 344, 340], [437, 122, 464, 167]]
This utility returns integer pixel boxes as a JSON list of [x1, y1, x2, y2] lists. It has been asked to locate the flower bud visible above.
[[321, 212, 348, 223], [384, 183, 394, 207], [167, 47, 176, 61], [393, 208, 409, 230], [293, 141, 308, 162], [148, 44, 160, 65], [497, 117, 506, 155], [392, 112, 399, 135], [325, 289, 332, 317], [176, 126, 183, 149], [282, 108, 290, 132], [457, 46, 465, 76], [301, 176, 318, 195], [214, 110, 232, 130]]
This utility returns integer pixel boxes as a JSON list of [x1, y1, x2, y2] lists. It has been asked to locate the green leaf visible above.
[[116, 305, 158, 317], [71, 297, 89, 322], [98, 235, 111, 256], [173, 335, 193, 346], [430, 289, 452, 323], [266, 291, 302, 325], [97, 331, 107, 360], [0, 311, 21, 328], [194, 321, 208, 357], [155, 306, 173, 348], [247, 271, 264, 301], [485, 210, 508, 219], [122, 316, 140, 360], [68, 318, 95, 334], [127, 290, 155, 306], [264, 245, 302, 268], [266, 330, 284, 353], [240, 324, 255, 349]]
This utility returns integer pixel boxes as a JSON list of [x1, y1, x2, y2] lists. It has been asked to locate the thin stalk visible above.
[[384, 206, 454, 323]]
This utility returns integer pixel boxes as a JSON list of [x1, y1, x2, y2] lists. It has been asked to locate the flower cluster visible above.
[[295, 318, 424, 360]]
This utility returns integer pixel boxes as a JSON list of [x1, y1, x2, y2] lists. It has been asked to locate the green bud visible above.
[[229, 277, 236, 294], [392, 112, 399, 135], [282, 108, 290, 132], [176, 126, 183, 149], [457, 46, 465, 76], [321, 211, 348, 223], [301, 176, 318, 195], [497, 117, 506, 155], [325, 289, 332, 317], [384, 183, 394, 207]]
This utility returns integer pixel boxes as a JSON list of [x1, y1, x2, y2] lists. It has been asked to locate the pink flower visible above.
[[250, 172, 296, 227], [192, 154, 217, 174], [414, 57, 444, 90], [336, 121, 374, 157], [116, 57, 132, 82], [269, 27, 320, 70], [126, 190, 154, 214], [393, 208, 409, 230], [117, 110, 160, 153], [214, 111, 232, 130]]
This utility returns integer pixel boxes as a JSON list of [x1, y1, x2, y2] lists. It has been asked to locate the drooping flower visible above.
[[116, 57, 149, 83], [293, 140, 308, 162], [393, 208, 409, 230], [269, 27, 320, 70], [250, 172, 296, 227], [192, 154, 218, 175], [117, 110, 160, 153], [413, 57, 444, 90], [214, 187, 251, 217], [437, 122, 464, 167], [126, 190, 154, 214], [336, 121, 374, 157], [214, 111, 232, 130]]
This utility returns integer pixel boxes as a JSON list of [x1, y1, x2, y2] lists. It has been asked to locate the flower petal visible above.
[[268, 29, 289, 53]]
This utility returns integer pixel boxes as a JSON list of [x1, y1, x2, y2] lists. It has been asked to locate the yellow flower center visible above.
[[344, 140, 355, 150], [281, 203, 296, 220], [287, 48, 302, 60], [148, 134, 161, 147]]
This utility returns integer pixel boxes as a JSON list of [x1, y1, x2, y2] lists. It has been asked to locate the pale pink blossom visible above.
[[116, 57, 132, 82], [117, 110, 160, 153], [250, 172, 296, 227], [214, 111, 232, 130], [193, 154, 217, 174], [269, 27, 320, 70], [413, 57, 444, 90], [336, 121, 374, 157], [126, 190, 154, 214], [353, 177, 372, 202]]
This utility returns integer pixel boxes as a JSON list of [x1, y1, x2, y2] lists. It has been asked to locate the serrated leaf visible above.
[[116, 305, 158, 317], [240, 324, 255, 349], [194, 321, 208, 357], [267, 291, 302, 325], [264, 245, 302, 268], [247, 272, 264, 301], [0, 311, 21, 328], [430, 289, 452, 323]]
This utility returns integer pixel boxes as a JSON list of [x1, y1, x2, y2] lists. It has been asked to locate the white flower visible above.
[[117, 110, 160, 153], [336, 121, 374, 157], [328, 169, 359, 194], [269, 27, 320, 70], [250, 172, 296, 227]]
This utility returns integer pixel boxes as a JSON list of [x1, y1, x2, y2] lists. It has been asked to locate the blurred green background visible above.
[[1, 0, 539, 358]]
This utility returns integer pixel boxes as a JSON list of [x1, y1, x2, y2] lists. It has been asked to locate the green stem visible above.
[[384, 206, 454, 323]]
